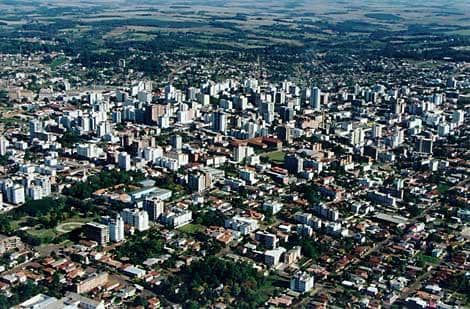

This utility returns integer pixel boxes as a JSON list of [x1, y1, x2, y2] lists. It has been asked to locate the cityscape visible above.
[[0, 0, 469, 308]]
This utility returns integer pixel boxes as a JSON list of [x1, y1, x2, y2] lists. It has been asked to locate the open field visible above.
[[0, 1, 468, 79], [178, 223, 205, 235], [262, 151, 286, 164]]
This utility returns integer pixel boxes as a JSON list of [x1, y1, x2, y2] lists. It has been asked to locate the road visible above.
[[167, 63, 191, 83]]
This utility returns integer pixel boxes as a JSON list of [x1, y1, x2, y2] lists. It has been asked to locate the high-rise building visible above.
[[212, 111, 227, 133], [171, 135, 182, 151], [143, 197, 165, 221], [310, 87, 321, 110], [350, 127, 365, 146], [121, 208, 149, 232], [118, 152, 131, 171], [414, 137, 433, 154], [6, 184, 25, 205], [104, 214, 125, 242], [84, 222, 109, 245], [372, 124, 383, 139], [233, 144, 254, 163], [188, 171, 211, 193], [290, 272, 314, 293], [277, 125, 293, 144], [29, 119, 43, 138], [285, 154, 304, 174], [280, 106, 294, 122], [452, 110, 465, 126], [0, 136, 9, 156], [392, 100, 406, 115]]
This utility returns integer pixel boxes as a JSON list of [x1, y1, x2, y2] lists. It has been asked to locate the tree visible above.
[[132, 296, 148, 307], [0, 216, 13, 235]]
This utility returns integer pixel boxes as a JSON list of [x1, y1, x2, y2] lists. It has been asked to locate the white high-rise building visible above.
[[0, 137, 9, 156], [108, 214, 125, 242], [121, 208, 149, 232], [372, 124, 383, 139], [6, 184, 25, 205], [29, 119, 43, 136], [350, 128, 365, 146], [233, 145, 254, 163], [143, 147, 163, 163], [310, 87, 321, 110]]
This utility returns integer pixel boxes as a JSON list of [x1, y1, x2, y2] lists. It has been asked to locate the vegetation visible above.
[[63, 169, 145, 199], [194, 209, 227, 227], [262, 151, 285, 164], [160, 256, 279, 307], [114, 232, 165, 264], [416, 252, 441, 266], [0, 280, 47, 308], [178, 224, 205, 235], [58, 131, 84, 148], [0, 197, 96, 245]]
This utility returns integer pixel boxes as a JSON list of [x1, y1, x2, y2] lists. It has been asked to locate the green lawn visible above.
[[437, 183, 450, 194], [50, 56, 67, 70], [27, 228, 57, 239], [416, 253, 440, 265], [263, 151, 285, 163], [20, 215, 96, 245], [178, 223, 205, 234]]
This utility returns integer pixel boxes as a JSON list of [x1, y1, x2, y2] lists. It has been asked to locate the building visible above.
[[285, 154, 304, 174], [414, 137, 433, 154], [75, 272, 109, 294], [123, 265, 146, 279], [263, 200, 283, 215], [255, 231, 279, 249], [161, 208, 192, 228], [121, 208, 150, 232], [171, 135, 182, 151], [310, 86, 321, 110], [76, 143, 102, 159], [102, 215, 125, 242], [225, 216, 259, 235], [372, 124, 383, 139], [264, 247, 286, 267], [188, 171, 212, 193], [452, 110, 465, 126], [17, 292, 106, 309], [0, 235, 24, 254], [233, 144, 254, 163], [84, 222, 109, 245], [212, 110, 227, 133], [143, 197, 165, 221], [62, 292, 105, 309], [284, 246, 302, 265], [5, 184, 25, 205], [17, 294, 59, 309], [118, 151, 132, 171], [290, 271, 314, 293], [130, 186, 172, 201], [367, 191, 397, 208], [0, 136, 9, 156], [239, 169, 256, 184]]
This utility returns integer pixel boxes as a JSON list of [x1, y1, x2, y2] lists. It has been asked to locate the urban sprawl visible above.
[[0, 50, 469, 309]]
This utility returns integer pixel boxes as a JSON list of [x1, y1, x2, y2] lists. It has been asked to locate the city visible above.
[[0, 0, 469, 308]]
